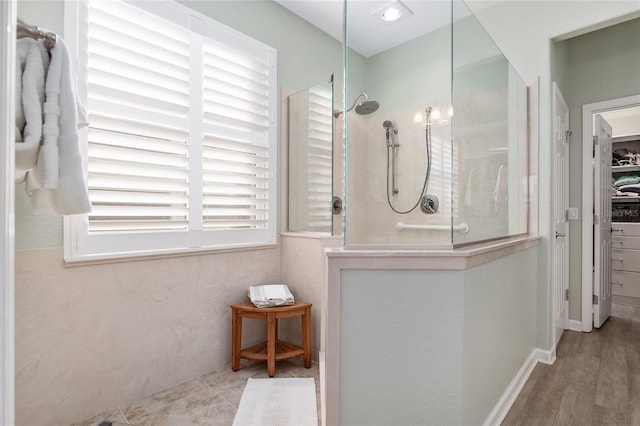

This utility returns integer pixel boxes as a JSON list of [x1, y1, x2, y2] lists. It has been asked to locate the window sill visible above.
[[64, 242, 279, 267]]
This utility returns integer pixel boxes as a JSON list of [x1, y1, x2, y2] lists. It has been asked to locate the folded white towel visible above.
[[249, 284, 295, 308]]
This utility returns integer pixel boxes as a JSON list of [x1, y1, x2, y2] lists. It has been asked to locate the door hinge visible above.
[[565, 289, 569, 301], [594, 214, 599, 225], [565, 130, 572, 144], [593, 294, 599, 305], [593, 135, 599, 146]]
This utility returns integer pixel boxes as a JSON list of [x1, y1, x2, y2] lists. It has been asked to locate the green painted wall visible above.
[[564, 18, 640, 321], [470, 0, 640, 349]]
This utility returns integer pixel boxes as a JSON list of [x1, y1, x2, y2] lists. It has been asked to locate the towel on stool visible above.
[[249, 284, 295, 308]]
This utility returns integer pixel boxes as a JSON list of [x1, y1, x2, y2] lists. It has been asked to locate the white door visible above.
[[552, 83, 569, 345], [593, 114, 613, 328]]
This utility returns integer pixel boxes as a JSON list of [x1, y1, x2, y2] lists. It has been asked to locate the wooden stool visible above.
[[231, 301, 312, 377]]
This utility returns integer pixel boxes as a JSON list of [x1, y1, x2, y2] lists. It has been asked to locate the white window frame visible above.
[[64, 0, 278, 263]]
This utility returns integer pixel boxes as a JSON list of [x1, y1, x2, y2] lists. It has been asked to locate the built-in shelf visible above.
[[613, 165, 640, 173], [613, 135, 640, 144], [613, 196, 640, 203]]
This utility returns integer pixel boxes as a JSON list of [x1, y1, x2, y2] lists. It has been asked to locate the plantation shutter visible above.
[[86, 1, 191, 233], [66, 0, 277, 261], [201, 40, 272, 230], [306, 86, 333, 229]]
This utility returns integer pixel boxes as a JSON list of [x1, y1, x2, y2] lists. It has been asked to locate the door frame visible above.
[[581, 94, 640, 332], [1, 0, 16, 423]]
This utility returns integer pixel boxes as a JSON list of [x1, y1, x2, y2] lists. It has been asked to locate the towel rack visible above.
[[396, 222, 470, 234], [17, 18, 57, 50]]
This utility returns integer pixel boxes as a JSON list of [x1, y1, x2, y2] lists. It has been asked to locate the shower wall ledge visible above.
[[327, 235, 539, 270], [279, 231, 342, 241]]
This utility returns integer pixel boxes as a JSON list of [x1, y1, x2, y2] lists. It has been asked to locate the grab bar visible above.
[[396, 222, 470, 234]]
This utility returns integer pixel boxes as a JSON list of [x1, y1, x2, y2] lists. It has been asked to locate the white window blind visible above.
[[87, 1, 191, 234], [65, 0, 277, 262], [201, 39, 270, 230], [306, 86, 333, 229]]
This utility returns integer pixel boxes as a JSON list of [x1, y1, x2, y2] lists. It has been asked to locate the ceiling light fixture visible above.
[[373, 0, 413, 24], [382, 6, 402, 22]]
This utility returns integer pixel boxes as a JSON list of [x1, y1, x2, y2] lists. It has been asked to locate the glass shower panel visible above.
[[344, 0, 454, 247], [341, 0, 529, 248], [452, 0, 528, 245], [288, 80, 334, 233]]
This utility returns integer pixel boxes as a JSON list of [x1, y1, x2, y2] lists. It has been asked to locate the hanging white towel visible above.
[[15, 38, 48, 181], [25, 37, 91, 215]]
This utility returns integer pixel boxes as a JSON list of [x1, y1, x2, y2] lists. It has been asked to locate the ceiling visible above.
[[274, 0, 493, 58], [601, 105, 640, 137]]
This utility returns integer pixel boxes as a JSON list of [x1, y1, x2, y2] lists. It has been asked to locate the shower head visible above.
[[355, 100, 380, 115], [333, 93, 380, 118]]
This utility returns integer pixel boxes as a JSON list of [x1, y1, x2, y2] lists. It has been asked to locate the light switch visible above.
[[568, 207, 579, 220]]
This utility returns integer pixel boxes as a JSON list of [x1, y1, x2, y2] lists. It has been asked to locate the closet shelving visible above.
[[611, 133, 640, 306]]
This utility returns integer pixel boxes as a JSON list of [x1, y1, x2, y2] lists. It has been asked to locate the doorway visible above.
[[581, 96, 640, 332]]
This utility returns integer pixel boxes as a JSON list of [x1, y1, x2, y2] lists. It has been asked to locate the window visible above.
[[65, 0, 277, 262]]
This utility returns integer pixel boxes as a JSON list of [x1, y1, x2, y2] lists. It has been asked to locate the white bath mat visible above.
[[232, 377, 318, 426]]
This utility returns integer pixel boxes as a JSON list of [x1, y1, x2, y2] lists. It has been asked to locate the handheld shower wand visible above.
[[383, 120, 399, 195], [382, 120, 394, 147]]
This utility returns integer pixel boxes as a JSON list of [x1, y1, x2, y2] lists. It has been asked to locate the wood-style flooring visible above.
[[502, 304, 640, 426]]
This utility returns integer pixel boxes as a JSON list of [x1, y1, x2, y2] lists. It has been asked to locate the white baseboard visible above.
[[482, 350, 536, 426], [568, 320, 582, 332], [482, 347, 556, 426], [533, 347, 556, 365]]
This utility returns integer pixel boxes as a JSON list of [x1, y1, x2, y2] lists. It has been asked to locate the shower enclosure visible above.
[[287, 79, 335, 233], [342, 0, 529, 248]]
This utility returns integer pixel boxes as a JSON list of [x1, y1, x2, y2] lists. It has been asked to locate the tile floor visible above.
[[71, 303, 639, 426], [69, 359, 320, 426]]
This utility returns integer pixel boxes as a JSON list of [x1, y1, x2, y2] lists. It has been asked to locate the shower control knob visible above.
[[421, 195, 439, 214], [332, 196, 343, 215]]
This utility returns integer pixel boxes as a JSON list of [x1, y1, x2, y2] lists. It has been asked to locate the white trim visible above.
[[0, 1, 16, 423], [482, 347, 556, 426], [533, 347, 556, 365], [581, 95, 640, 333], [482, 350, 539, 426], [568, 319, 583, 332]]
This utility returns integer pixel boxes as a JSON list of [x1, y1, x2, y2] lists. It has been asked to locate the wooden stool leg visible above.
[[231, 308, 241, 371], [302, 306, 312, 368], [267, 312, 276, 377]]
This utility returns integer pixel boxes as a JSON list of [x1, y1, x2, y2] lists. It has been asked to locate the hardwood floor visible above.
[[502, 304, 640, 426]]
